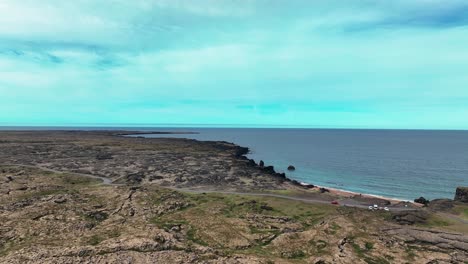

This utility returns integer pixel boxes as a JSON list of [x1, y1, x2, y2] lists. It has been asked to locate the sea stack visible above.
[[259, 160, 265, 168], [287, 165, 296, 171], [454, 187, 468, 203]]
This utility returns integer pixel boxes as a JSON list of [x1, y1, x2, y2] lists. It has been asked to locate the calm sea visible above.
[[2, 127, 468, 200], [130, 128, 468, 201]]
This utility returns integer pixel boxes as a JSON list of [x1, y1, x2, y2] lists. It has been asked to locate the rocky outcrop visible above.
[[414, 196, 430, 205], [287, 165, 295, 171], [259, 160, 265, 168], [391, 210, 430, 225], [454, 187, 468, 203], [384, 227, 468, 253]]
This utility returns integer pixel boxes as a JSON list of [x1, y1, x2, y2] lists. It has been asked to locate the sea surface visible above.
[[2, 127, 468, 200], [129, 128, 468, 201]]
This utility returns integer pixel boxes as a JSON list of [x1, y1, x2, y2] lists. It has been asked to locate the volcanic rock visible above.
[[454, 187, 468, 203]]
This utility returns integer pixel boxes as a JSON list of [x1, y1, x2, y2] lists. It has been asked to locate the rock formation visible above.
[[287, 165, 296, 171], [454, 187, 468, 203], [259, 160, 265, 168], [414, 196, 430, 205]]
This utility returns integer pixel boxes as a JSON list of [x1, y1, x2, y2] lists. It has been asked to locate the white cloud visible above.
[[1, 0, 468, 128]]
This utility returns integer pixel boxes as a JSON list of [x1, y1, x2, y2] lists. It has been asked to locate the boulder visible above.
[[319, 187, 330, 193], [287, 165, 296, 171], [259, 160, 265, 168], [454, 187, 468, 203], [126, 172, 145, 184], [414, 197, 430, 206]]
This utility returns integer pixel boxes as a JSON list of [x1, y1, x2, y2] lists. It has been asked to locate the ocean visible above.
[[128, 128, 468, 201], [2, 127, 467, 200]]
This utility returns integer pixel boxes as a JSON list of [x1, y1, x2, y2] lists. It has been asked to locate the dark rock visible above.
[[262, 166, 276, 174], [86, 211, 108, 222], [414, 197, 430, 206], [84, 222, 96, 229], [149, 175, 164, 181], [319, 187, 330, 193], [96, 153, 113, 160], [247, 159, 256, 166], [6, 176, 13, 182], [290, 180, 301, 186], [126, 172, 145, 184], [234, 146, 249, 157], [77, 249, 93, 257], [259, 160, 265, 168], [260, 204, 274, 211], [391, 210, 430, 225], [17, 186, 28, 191], [287, 165, 296, 171], [276, 173, 286, 178], [454, 187, 468, 203]]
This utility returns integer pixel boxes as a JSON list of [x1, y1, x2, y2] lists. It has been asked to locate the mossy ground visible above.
[[1, 165, 467, 263]]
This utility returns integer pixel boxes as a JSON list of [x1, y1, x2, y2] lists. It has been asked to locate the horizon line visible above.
[[0, 123, 467, 132]]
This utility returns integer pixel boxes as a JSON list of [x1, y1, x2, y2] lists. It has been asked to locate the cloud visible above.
[[0, 0, 468, 128]]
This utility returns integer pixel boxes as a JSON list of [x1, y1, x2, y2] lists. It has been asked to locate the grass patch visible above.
[[365, 242, 374, 251], [287, 250, 306, 259], [87, 235, 104, 246], [15, 188, 67, 200], [421, 215, 451, 228], [453, 205, 468, 220], [405, 246, 417, 261], [186, 226, 208, 246], [363, 256, 390, 264]]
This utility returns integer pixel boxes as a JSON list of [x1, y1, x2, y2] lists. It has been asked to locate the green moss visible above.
[[352, 242, 365, 257], [186, 226, 208, 246], [365, 242, 374, 251], [405, 246, 417, 261], [287, 250, 306, 259], [16, 188, 66, 200], [87, 235, 104, 246], [363, 256, 390, 264], [423, 216, 451, 227]]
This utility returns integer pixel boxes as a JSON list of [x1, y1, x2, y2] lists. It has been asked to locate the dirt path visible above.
[[170, 188, 417, 212], [1, 163, 416, 212]]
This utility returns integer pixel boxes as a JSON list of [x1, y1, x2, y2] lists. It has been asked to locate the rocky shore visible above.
[[0, 130, 467, 263]]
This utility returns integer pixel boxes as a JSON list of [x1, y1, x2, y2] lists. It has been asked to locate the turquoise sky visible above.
[[1, 0, 468, 129]]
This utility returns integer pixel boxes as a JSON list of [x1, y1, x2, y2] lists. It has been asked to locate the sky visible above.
[[0, 0, 468, 129]]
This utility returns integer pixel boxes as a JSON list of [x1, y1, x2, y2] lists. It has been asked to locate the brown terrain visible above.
[[0, 130, 467, 263]]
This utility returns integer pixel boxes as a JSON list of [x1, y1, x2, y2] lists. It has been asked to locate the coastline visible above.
[[310, 184, 412, 204], [121, 132, 417, 204]]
